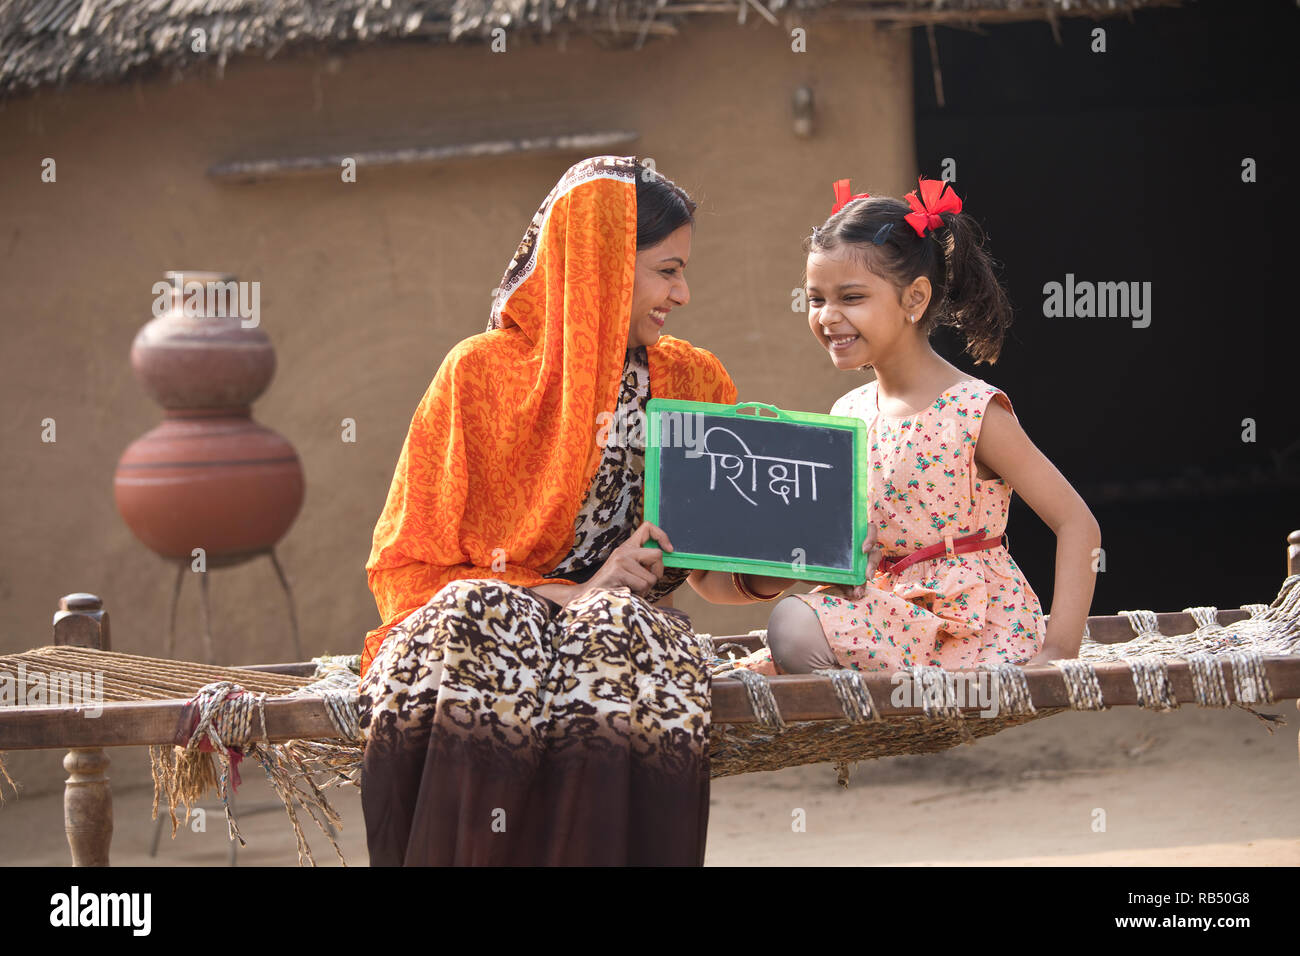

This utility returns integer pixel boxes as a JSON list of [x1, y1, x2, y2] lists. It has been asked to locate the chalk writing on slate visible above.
[[644, 400, 869, 585]]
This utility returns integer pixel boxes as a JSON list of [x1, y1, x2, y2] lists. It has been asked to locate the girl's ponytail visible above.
[[936, 209, 1013, 364]]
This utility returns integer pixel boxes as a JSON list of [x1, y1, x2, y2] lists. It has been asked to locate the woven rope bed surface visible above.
[[0, 647, 318, 701], [708, 577, 1300, 776], [3, 575, 1299, 864]]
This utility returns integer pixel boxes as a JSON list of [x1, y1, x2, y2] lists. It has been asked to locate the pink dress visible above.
[[739, 378, 1046, 674]]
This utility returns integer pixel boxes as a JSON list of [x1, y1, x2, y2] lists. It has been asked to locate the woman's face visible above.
[[806, 248, 915, 371], [627, 224, 692, 349]]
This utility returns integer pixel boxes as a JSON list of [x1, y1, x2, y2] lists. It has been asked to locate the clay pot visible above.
[[115, 409, 304, 564], [115, 271, 303, 567], [131, 271, 275, 409]]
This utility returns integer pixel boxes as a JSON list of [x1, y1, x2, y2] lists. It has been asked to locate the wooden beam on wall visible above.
[[207, 130, 641, 183]]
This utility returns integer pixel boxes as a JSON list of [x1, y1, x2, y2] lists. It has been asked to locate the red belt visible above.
[[878, 532, 1003, 576]]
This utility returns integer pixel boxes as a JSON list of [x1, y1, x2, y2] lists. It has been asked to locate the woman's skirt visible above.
[[357, 580, 712, 865]]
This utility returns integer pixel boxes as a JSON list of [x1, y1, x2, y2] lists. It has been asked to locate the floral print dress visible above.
[[741, 378, 1046, 674]]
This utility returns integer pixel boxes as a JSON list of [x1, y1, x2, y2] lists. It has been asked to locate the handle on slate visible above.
[[734, 402, 785, 419]]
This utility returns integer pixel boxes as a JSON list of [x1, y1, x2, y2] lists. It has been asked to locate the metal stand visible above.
[[163, 547, 302, 664], [268, 549, 303, 662]]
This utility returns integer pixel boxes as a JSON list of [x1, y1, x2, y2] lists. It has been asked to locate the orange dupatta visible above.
[[361, 156, 737, 676]]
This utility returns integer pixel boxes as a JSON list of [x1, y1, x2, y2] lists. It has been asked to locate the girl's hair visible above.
[[805, 190, 1013, 364], [635, 163, 697, 249]]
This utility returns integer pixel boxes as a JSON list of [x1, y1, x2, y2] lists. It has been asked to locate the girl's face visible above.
[[805, 248, 912, 371], [627, 225, 692, 349]]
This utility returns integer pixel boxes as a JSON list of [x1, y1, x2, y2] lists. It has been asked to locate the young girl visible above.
[[737, 177, 1100, 676]]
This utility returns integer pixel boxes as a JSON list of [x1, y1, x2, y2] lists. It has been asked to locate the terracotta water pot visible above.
[[114, 272, 304, 566], [131, 271, 275, 408], [115, 409, 304, 564]]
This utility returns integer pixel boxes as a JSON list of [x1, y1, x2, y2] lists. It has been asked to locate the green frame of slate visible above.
[[643, 399, 871, 586]]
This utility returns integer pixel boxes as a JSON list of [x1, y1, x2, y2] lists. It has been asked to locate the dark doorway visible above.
[[913, 0, 1297, 616]]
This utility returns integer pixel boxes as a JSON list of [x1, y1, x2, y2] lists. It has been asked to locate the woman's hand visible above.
[[580, 521, 674, 598]]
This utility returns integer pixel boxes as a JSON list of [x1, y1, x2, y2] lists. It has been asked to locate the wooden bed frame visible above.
[[4, 530, 1299, 866]]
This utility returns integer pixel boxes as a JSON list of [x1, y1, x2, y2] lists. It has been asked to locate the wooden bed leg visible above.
[[53, 593, 113, 867], [64, 749, 112, 867]]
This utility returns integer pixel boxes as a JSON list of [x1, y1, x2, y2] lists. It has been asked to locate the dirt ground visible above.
[[2, 701, 1296, 867]]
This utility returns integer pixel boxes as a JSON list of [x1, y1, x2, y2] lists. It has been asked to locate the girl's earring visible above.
[[909, 314, 917, 324]]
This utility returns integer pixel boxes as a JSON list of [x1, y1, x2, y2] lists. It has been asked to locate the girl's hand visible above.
[[824, 525, 883, 600], [1020, 643, 1075, 667], [861, 523, 884, 581], [580, 521, 672, 598]]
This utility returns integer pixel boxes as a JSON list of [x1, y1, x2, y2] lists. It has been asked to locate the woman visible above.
[[357, 155, 788, 865]]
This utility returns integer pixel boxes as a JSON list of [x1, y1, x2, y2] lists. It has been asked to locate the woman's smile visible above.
[[628, 225, 691, 348]]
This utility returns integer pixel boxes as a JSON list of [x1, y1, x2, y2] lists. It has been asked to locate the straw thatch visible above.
[[1, 0, 1176, 96]]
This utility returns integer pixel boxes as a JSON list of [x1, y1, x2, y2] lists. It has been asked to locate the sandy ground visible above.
[[2, 702, 1297, 867]]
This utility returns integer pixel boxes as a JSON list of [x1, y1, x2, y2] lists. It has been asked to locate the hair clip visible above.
[[903, 176, 963, 238], [872, 223, 894, 245], [830, 179, 871, 216]]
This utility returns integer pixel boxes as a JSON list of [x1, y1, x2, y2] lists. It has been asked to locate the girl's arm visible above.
[[973, 400, 1101, 662]]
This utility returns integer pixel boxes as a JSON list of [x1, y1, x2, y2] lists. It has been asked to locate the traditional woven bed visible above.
[[3, 532, 1299, 866]]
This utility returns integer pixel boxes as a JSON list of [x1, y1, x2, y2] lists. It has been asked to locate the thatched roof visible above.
[[1, 0, 1174, 96]]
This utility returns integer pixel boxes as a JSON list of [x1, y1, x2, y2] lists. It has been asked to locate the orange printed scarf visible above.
[[362, 156, 737, 675]]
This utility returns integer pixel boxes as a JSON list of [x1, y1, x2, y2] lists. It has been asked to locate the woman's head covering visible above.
[[362, 155, 737, 674]]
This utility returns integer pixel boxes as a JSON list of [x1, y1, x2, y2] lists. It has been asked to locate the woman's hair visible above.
[[635, 163, 697, 250], [805, 191, 1013, 364]]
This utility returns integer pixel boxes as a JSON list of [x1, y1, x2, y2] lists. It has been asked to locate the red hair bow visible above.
[[904, 177, 962, 237], [830, 179, 870, 216]]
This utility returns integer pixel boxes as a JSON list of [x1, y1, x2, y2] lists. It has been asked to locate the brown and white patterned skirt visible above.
[[357, 580, 712, 865]]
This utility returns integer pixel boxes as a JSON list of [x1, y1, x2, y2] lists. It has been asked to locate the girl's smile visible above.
[[805, 248, 911, 370]]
